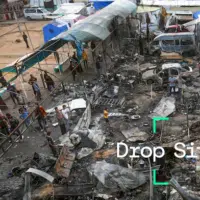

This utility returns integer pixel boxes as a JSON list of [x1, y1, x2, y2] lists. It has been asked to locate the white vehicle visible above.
[[142, 63, 192, 85], [24, 7, 50, 20], [45, 3, 93, 19]]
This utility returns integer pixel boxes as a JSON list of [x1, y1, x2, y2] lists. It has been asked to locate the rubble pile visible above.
[[2, 29, 200, 200]]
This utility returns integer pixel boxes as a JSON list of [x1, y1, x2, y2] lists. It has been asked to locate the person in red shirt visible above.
[[35, 103, 47, 132]]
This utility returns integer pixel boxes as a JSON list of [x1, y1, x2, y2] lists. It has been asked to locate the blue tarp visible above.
[[193, 11, 200, 19], [43, 22, 68, 43], [93, 1, 113, 10]]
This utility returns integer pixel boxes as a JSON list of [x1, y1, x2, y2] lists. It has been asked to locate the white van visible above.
[[149, 32, 196, 56], [23, 7, 50, 20]]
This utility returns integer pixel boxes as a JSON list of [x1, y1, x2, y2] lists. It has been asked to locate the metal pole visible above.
[[14, 11, 22, 35], [186, 103, 190, 138], [148, 157, 153, 200], [24, 22, 45, 88]]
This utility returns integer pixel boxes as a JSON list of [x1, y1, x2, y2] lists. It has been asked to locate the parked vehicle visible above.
[[24, 7, 50, 20], [166, 11, 193, 27], [45, 3, 92, 19], [149, 32, 196, 56], [142, 63, 192, 85], [164, 25, 189, 33]]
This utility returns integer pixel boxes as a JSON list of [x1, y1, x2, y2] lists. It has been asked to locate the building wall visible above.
[[0, 0, 24, 21]]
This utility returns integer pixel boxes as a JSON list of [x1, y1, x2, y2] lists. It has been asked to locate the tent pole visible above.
[[24, 22, 45, 88]]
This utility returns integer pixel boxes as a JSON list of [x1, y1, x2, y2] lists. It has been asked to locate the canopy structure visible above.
[[136, 6, 160, 13], [54, 0, 137, 41], [3, 0, 137, 80]]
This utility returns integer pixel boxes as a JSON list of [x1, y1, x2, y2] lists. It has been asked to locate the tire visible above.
[[147, 79, 154, 84], [26, 16, 31, 20]]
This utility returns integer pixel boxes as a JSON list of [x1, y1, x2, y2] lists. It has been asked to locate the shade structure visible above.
[[54, 0, 137, 41]]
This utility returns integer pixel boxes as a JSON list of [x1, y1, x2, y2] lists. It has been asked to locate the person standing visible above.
[[35, 103, 47, 132], [6, 113, 23, 141], [55, 107, 67, 135], [0, 70, 7, 88], [0, 114, 10, 136], [72, 52, 78, 63], [17, 90, 25, 105], [32, 81, 42, 101], [96, 56, 102, 77], [103, 108, 109, 124], [7, 83, 19, 105], [177, 75, 185, 102], [70, 61, 76, 81], [168, 75, 176, 95], [28, 75, 37, 96], [72, 52, 83, 73], [91, 41, 96, 60], [41, 131, 58, 157], [19, 107, 30, 128], [44, 71, 55, 92], [62, 105, 70, 133], [22, 32, 29, 49], [82, 49, 88, 69]]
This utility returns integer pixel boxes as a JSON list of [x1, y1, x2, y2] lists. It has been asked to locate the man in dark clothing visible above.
[[41, 131, 58, 157], [72, 52, 78, 63], [7, 83, 19, 105], [44, 71, 55, 92], [6, 113, 23, 140], [22, 32, 29, 48], [96, 56, 102, 77], [70, 61, 76, 81], [0, 71, 7, 88], [72, 52, 83, 73], [0, 115, 9, 136], [91, 41, 96, 60], [28, 75, 37, 96]]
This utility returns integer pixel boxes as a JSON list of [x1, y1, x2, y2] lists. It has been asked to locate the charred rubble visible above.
[[1, 50, 200, 200]]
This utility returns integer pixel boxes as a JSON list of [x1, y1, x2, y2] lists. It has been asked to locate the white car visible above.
[[24, 7, 50, 20], [142, 63, 193, 85]]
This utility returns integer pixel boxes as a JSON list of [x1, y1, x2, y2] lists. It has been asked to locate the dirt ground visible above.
[[0, 21, 48, 68]]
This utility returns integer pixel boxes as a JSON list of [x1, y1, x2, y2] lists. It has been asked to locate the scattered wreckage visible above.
[[2, 48, 200, 200]]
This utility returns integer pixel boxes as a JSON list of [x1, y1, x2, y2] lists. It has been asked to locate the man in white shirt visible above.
[[62, 105, 70, 133]]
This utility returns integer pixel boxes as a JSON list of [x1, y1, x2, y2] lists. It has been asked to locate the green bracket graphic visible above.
[[152, 117, 169, 186], [152, 117, 169, 134], [153, 169, 169, 186]]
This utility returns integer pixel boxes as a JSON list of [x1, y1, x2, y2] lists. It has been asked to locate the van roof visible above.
[[154, 32, 194, 41], [167, 10, 193, 15], [162, 63, 182, 70]]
